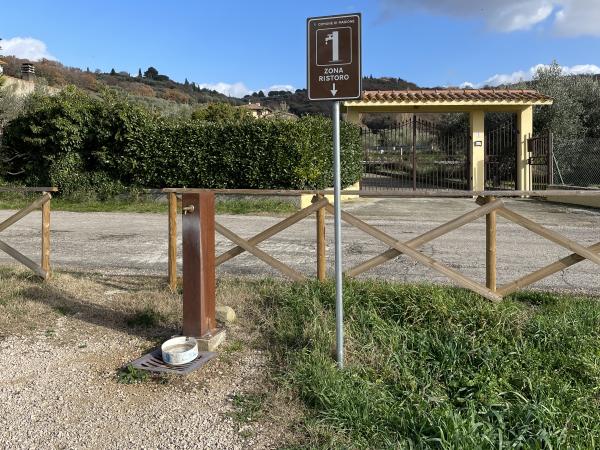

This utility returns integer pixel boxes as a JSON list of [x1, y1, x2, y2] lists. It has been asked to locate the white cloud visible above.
[[379, 0, 600, 36], [263, 84, 294, 93], [0, 37, 55, 61], [196, 81, 251, 97], [554, 0, 600, 36], [461, 63, 600, 88], [196, 82, 295, 98]]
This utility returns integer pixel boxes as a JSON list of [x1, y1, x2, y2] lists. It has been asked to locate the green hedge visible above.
[[0, 87, 362, 195]]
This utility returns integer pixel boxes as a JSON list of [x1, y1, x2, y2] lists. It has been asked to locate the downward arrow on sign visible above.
[[330, 83, 338, 96]]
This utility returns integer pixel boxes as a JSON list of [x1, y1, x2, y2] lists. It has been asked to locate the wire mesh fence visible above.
[[553, 138, 600, 188]]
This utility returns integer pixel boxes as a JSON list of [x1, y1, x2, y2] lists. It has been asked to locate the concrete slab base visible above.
[[216, 305, 236, 324], [197, 328, 226, 352]]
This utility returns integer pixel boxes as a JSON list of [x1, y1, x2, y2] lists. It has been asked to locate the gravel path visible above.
[[0, 274, 291, 449]]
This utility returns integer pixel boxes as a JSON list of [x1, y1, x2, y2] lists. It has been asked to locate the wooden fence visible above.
[[164, 188, 600, 301], [0, 187, 57, 279]]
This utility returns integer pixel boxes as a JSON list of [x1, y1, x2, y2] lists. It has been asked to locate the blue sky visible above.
[[1, 0, 599, 96]]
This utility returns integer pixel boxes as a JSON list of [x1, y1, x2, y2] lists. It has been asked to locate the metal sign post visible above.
[[307, 13, 362, 368], [332, 100, 344, 368]]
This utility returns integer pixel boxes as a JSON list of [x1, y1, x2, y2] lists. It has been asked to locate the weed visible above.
[[117, 364, 149, 384], [229, 393, 266, 423], [126, 307, 164, 328], [53, 305, 75, 316], [224, 339, 245, 354], [45, 328, 55, 337]]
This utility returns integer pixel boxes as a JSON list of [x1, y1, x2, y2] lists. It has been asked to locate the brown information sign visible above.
[[307, 13, 361, 101]]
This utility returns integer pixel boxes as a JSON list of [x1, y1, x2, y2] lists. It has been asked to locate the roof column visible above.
[[517, 106, 533, 191], [469, 110, 485, 191], [344, 108, 361, 125]]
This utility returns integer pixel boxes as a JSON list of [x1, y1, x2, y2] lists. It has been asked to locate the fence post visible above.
[[41, 192, 51, 278], [168, 192, 178, 290], [485, 196, 497, 292], [314, 194, 326, 281], [182, 192, 217, 339]]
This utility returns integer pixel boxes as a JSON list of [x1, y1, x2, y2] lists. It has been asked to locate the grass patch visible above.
[[263, 280, 600, 449], [126, 306, 165, 328], [0, 193, 296, 215], [52, 305, 76, 316], [229, 392, 267, 423], [216, 199, 296, 215]]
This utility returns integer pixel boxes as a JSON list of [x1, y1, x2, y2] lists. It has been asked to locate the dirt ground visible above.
[[0, 269, 303, 449], [0, 197, 599, 293]]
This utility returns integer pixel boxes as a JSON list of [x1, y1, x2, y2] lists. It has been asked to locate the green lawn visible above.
[[262, 280, 600, 449], [0, 196, 297, 215]]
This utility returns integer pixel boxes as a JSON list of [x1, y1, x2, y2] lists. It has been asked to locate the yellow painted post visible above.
[[485, 196, 497, 292], [469, 110, 486, 191], [314, 194, 326, 281], [517, 106, 533, 191], [41, 193, 51, 278], [344, 108, 361, 125]]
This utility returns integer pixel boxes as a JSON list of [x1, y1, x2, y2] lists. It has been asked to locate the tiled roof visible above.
[[358, 89, 552, 103], [241, 103, 271, 111]]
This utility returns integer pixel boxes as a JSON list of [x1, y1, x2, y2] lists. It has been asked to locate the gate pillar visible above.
[[517, 106, 533, 191], [469, 110, 485, 191]]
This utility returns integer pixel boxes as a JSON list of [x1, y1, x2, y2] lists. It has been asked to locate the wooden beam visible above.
[[327, 205, 502, 302], [0, 187, 58, 193], [215, 222, 306, 282], [168, 192, 178, 291], [485, 197, 497, 291], [498, 242, 600, 296], [216, 198, 328, 266], [163, 188, 600, 198], [315, 195, 327, 281], [41, 193, 51, 276], [346, 198, 505, 277], [182, 193, 217, 337], [0, 239, 47, 279], [0, 193, 51, 233], [495, 206, 600, 266]]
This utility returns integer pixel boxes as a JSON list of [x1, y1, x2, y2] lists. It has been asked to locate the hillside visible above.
[[240, 76, 419, 116], [1, 55, 422, 116], [0, 56, 237, 106]]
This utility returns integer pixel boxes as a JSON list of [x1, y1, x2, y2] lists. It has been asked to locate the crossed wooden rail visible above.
[[0, 187, 57, 279], [165, 189, 600, 301]]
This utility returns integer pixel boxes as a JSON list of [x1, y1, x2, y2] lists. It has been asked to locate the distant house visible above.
[[0, 59, 5, 75], [240, 102, 272, 118]]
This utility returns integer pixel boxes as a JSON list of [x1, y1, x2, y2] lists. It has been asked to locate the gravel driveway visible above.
[[0, 273, 295, 449]]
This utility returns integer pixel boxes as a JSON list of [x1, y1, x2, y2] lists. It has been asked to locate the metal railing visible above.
[[553, 137, 600, 188]]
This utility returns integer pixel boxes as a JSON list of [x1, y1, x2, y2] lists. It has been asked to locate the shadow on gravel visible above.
[[20, 283, 177, 340]]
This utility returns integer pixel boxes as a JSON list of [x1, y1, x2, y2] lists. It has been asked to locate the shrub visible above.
[[1, 87, 362, 194]]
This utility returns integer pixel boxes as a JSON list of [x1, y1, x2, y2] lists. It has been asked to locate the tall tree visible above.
[[526, 62, 600, 138], [143, 67, 159, 79]]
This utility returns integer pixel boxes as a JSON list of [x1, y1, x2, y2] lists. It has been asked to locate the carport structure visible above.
[[344, 89, 553, 191]]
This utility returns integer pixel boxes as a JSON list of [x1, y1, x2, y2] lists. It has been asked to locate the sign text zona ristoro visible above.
[[307, 13, 362, 101]]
